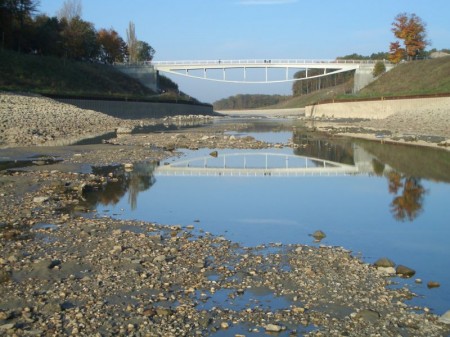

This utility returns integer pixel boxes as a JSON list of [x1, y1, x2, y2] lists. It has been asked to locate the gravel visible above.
[[1, 92, 450, 336]]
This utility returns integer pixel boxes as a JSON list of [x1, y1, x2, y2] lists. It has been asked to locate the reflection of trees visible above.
[[127, 162, 156, 210], [293, 131, 354, 165], [84, 162, 156, 210], [388, 172, 426, 221]]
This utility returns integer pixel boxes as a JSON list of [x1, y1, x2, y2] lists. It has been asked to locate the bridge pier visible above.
[[353, 63, 395, 92], [114, 64, 159, 92]]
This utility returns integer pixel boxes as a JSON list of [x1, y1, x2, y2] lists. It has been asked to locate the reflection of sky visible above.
[[97, 152, 450, 315]]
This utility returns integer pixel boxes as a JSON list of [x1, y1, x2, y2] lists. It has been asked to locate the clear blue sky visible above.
[[37, 0, 450, 103]]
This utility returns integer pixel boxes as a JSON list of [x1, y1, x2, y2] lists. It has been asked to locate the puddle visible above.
[[195, 287, 293, 311], [32, 223, 59, 230], [0, 157, 63, 171]]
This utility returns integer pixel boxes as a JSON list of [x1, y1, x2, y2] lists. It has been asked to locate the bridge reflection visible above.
[[155, 152, 360, 177]]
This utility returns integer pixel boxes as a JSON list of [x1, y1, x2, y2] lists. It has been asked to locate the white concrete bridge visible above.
[[115, 59, 393, 92], [154, 152, 360, 177], [151, 59, 389, 85]]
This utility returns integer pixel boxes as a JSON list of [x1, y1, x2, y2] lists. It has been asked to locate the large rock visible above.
[[374, 257, 395, 268], [312, 230, 326, 240], [265, 324, 282, 332], [356, 309, 380, 323], [396, 265, 416, 278]]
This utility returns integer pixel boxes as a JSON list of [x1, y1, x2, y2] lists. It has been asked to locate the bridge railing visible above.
[[151, 59, 391, 66]]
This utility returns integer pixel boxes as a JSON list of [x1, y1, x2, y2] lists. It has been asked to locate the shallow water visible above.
[[87, 119, 450, 315]]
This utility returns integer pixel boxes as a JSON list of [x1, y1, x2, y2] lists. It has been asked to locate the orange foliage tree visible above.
[[389, 13, 428, 63], [97, 28, 127, 64]]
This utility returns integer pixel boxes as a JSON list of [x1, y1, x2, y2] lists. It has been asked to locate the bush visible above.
[[373, 61, 386, 77]]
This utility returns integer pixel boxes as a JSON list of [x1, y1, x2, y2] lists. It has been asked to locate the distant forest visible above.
[[214, 94, 290, 110]]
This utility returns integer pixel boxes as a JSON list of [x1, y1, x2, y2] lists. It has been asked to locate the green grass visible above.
[[0, 49, 155, 99], [358, 57, 450, 98], [268, 57, 450, 108]]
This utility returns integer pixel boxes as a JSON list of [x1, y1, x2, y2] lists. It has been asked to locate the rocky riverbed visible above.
[[1, 93, 450, 336]]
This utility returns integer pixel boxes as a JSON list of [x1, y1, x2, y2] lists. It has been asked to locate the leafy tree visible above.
[[388, 41, 405, 64], [97, 28, 126, 63], [0, 0, 39, 50], [60, 16, 98, 60], [390, 13, 428, 62], [136, 40, 155, 62], [372, 61, 386, 77], [30, 14, 64, 56]]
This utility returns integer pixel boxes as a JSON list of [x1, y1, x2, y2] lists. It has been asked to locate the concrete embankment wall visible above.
[[306, 97, 450, 119], [53, 98, 215, 119], [218, 108, 305, 117]]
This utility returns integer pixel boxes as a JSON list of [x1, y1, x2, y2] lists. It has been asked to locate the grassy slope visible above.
[[358, 56, 450, 98], [267, 56, 450, 109], [0, 49, 155, 98]]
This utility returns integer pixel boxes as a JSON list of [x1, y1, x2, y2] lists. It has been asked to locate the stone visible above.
[[356, 309, 380, 323], [427, 281, 440, 288], [153, 255, 166, 263], [438, 311, 450, 324], [209, 150, 218, 158], [155, 307, 172, 316], [0, 269, 11, 283], [374, 257, 395, 268], [312, 230, 326, 240], [396, 265, 416, 278], [220, 322, 229, 329], [33, 196, 49, 203], [265, 324, 282, 332], [377, 267, 396, 275], [116, 127, 132, 134]]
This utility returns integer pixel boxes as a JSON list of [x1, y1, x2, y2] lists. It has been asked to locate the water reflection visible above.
[[84, 161, 157, 210], [84, 123, 450, 315], [388, 173, 426, 221]]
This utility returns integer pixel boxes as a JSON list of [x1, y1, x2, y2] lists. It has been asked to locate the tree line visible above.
[[0, 0, 155, 64]]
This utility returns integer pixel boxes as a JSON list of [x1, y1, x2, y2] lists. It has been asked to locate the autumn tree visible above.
[[389, 13, 428, 63], [60, 16, 98, 60], [97, 28, 126, 63]]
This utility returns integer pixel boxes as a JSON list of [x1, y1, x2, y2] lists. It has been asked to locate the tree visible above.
[[60, 16, 98, 60], [57, 0, 82, 21], [30, 14, 64, 56], [0, 0, 39, 50], [126, 21, 138, 63], [388, 41, 405, 64], [390, 13, 428, 62], [372, 61, 386, 77], [136, 40, 155, 62], [97, 28, 126, 63]]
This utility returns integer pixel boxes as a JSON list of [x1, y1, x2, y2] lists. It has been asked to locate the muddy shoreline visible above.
[[1, 94, 450, 336]]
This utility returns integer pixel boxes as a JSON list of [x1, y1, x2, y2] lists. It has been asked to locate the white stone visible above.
[[33, 196, 49, 203], [265, 324, 282, 332], [377, 266, 396, 275]]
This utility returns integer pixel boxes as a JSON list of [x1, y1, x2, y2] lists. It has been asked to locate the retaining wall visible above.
[[306, 97, 450, 120], [53, 98, 215, 119]]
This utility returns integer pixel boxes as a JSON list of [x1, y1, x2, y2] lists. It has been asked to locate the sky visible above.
[[37, 0, 450, 103]]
